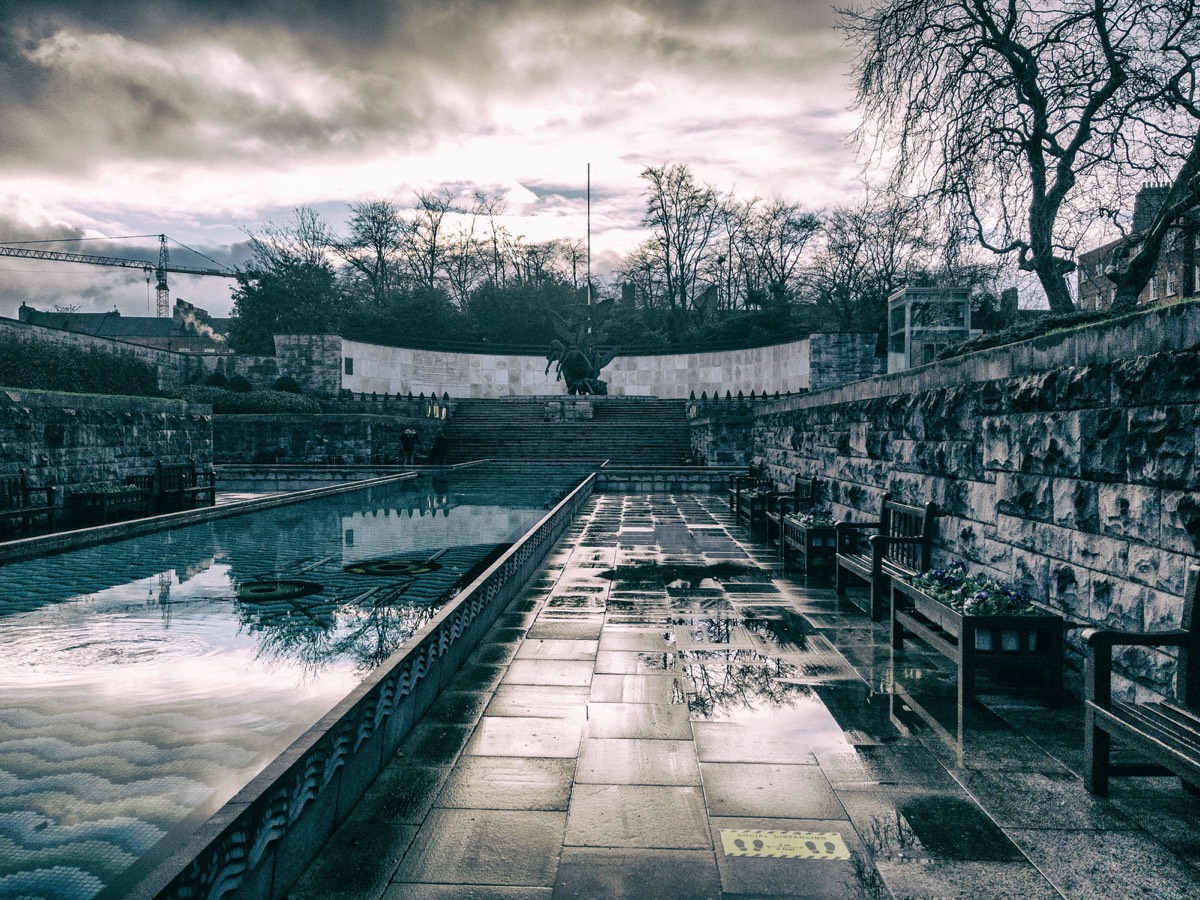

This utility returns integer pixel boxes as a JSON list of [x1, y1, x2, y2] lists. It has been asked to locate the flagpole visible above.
[[586, 162, 592, 308]]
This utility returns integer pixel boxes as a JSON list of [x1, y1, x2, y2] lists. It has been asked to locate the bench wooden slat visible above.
[[1085, 564, 1200, 795], [836, 494, 937, 621]]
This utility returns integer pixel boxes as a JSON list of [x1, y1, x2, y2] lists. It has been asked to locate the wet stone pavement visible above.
[[290, 494, 1200, 899]]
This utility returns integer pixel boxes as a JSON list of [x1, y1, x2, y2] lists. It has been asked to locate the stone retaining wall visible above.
[[0, 389, 212, 498], [213, 414, 439, 465], [279, 332, 882, 400], [695, 301, 1200, 701]]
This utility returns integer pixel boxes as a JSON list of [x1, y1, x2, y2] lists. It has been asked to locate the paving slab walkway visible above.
[[290, 493, 1200, 899]]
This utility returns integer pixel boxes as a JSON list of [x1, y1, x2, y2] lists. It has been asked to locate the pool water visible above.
[[0, 468, 585, 900]]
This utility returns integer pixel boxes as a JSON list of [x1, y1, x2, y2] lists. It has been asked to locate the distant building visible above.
[[1077, 186, 1200, 311], [887, 286, 972, 372], [17, 299, 230, 353]]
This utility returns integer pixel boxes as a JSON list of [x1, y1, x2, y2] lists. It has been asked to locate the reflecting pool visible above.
[[0, 467, 585, 899]]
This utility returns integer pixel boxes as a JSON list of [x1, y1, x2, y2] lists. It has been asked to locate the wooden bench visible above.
[[1084, 564, 1200, 796], [836, 494, 937, 621], [728, 463, 771, 524], [0, 469, 56, 536], [66, 483, 152, 526], [765, 475, 820, 543], [157, 460, 216, 512]]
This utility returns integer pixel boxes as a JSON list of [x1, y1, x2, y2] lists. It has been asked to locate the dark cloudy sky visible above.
[[0, 0, 861, 317]]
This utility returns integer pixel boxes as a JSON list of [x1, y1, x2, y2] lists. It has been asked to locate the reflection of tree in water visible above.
[[237, 582, 438, 678], [741, 609, 811, 651], [682, 649, 810, 719]]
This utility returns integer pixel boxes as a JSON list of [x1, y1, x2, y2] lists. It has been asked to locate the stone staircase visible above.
[[442, 397, 692, 465]]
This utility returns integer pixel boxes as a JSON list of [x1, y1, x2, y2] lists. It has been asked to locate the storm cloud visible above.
[[0, 0, 859, 316]]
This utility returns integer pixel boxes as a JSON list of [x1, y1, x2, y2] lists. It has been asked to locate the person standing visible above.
[[430, 429, 448, 466], [401, 428, 418, 465]]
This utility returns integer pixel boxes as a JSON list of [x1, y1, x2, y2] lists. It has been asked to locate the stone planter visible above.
[[890, 578, 1064, 707]]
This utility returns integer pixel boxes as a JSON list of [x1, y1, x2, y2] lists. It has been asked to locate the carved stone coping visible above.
[[115, 472, 596, 900]]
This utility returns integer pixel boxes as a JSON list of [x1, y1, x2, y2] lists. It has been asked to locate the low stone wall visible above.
[[694, 301, 1200, 701], [213, 414, 439, 465], [0, 389, 212, 500], [126, 473, 596, 900], [596, 466, 735, 493]]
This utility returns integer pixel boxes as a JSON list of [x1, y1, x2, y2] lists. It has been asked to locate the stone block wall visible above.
[[809, 333, 886, 392], [319, 334, 880, 400], [275, 334, 343, 396], [213, 414, 437, 464], [0, 389, 212, 495], [694, 301, 1200, 702]]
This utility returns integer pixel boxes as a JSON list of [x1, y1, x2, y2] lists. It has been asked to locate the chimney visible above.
[[1133, 184, 1171, 233], [1000, 287, 1018, 325]]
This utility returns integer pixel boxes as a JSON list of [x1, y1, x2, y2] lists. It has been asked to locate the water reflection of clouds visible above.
[[1, 566, 361, 702]]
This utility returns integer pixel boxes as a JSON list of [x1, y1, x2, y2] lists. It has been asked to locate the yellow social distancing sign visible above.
[[720, 829, 850, 860]]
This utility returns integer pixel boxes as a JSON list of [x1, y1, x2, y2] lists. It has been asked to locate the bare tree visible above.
[[841, 0, 1200, 313], [640, 163, 722, 316], [744, 197, 821, 306], [804, 194, 932, 330], [404, 189, 455, 292], [334, 199, 408, 307]]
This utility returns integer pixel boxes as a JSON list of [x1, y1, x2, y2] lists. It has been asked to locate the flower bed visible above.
[[892, 565, 1064, 706], [910, 564, 1038, 617]]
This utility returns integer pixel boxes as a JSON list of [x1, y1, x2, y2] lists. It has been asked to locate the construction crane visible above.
[[0, 234, 239, 317]]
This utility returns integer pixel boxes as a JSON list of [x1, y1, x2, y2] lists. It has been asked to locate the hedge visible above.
[[178, 385, 322, 414], [0, 335, 160, 396]]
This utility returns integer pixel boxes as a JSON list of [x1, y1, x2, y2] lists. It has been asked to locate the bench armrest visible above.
[[1084, 628, 1190, 650], [835, 520, 881, 533]]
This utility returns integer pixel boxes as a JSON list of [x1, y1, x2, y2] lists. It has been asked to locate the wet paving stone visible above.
[[393, 808, 566, 887], [598, 629, 677, 652], [421, 690, 491, 726], [588, 673, 683, 704], [291, 492, 1200, 899], [692, 721, 820, 765], [348, 762, 450, 825], [565, 783, 710, 849], [871, 858, 1061, 900], [552, 848, 720, 900], [472, 641, 522, 666], [515, 639, 598, 661], [436, 756, 575, 811], [485, 685, 591, 719], [594, 649, 680, 675], [383, 886, 552, 900], [399, 723, 475, 767], [525, 620, 604, 641], [1005, 826, 1200, 899], [289, 820, 419, 900], [584, 701, 692, 740], [815, 744, 958, 789], [465, 715, 583, 758], [700, 761, 846, 819], [576, 737, 701, 786], [954, 767, 1138, 830], [837, 787, 1026, 863], [503, 658, 595, 687], [448, 662, 508, 693]]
